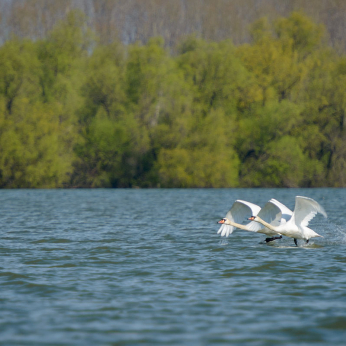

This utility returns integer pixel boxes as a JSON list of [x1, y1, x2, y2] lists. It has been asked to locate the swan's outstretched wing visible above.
[[218, 200, 260, 237], [218, 223, 234, 237], [293, 196, 327, 229], [246, 200, 282, 232], [225, 200, 261, 223], [268, 198, 293, 223]]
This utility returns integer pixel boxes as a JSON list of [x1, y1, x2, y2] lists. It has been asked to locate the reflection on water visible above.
[[0, 188, 345, 345]]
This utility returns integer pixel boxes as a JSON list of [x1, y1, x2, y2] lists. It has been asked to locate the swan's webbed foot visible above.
[[265, 236, 282, 243], [306, 239, 309, 244], [294, 238, 298, 246]]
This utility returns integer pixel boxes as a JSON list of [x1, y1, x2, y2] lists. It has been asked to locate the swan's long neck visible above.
[[254, 216, 279, 234], [226, 220, 249, 231]]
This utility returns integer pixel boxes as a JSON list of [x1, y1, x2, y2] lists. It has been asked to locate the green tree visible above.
[[0, 96, 76, 187], [73, 40, 153, 187], [0, 11, 345, 188], [0, 13, 88, 188], [297, 49, 346, 186], [235, 100, 322, 187], [157, 108, 240, 187]]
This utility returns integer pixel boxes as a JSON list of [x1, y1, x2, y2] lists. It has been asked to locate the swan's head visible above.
[[248, 216, 257, 221], [218, 218, 228, 224]]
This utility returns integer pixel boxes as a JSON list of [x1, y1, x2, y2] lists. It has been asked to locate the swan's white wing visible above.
[[225, 200, 261, 223], [217, 224, 234, 237], [293, 196, 327, 229], [246, 200, 282, 232], [268, 198, 293, 223], [218, 200, 260, 237]]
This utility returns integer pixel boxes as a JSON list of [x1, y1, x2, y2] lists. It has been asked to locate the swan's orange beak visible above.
[[218, 219, 225, 224], [248, 216, 255, 220]]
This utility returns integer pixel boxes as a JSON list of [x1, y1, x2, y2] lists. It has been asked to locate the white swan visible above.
[[248, 196, 327, 245], [217, 200, 261, 237], [217, 198, 293, 242]]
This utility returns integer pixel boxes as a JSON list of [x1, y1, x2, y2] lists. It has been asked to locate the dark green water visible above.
[[0, 188, 345, 345]]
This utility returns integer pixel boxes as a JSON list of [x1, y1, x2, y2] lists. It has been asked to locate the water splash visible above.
[[323, 222, 346, 245]]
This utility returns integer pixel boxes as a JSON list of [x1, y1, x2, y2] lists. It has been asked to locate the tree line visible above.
[[0, 11, 345, 188], [2, 0, 346, 51]]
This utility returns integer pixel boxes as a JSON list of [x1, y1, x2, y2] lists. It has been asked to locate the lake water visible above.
[[0, 188, 345, 345]]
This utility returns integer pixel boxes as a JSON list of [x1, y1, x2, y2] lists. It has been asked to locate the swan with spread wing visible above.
[[248, 196, 327, 246], [217, 198, 292, 242]]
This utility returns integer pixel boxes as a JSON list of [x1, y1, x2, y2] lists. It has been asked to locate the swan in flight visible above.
[[217, 200, 260, 237], [248, 196, 327, 246], [217, 199, 292, 242]]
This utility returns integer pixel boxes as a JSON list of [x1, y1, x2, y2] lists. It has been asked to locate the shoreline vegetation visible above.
[[0, 10, 345, 188]]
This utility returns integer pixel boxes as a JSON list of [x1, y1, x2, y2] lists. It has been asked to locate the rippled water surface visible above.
[[0, 188, 346, 345]]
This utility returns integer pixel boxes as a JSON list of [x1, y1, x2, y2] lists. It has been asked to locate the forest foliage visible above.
[[0, 11, 345, 188], [3, 0, 346, 51]]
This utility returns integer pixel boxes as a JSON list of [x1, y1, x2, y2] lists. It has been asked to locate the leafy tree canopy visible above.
[[0, 11, 345, 188]]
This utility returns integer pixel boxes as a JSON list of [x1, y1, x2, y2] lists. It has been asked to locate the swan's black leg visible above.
[[265, 236, 282, 243], [306, 239, 309, 244], [294, 238, 298, 246]]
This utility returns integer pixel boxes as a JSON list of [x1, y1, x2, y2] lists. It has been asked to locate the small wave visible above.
[[32, 238, 73, 244], [49, 263, 77, 268], [0, 271, 29, 279]]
